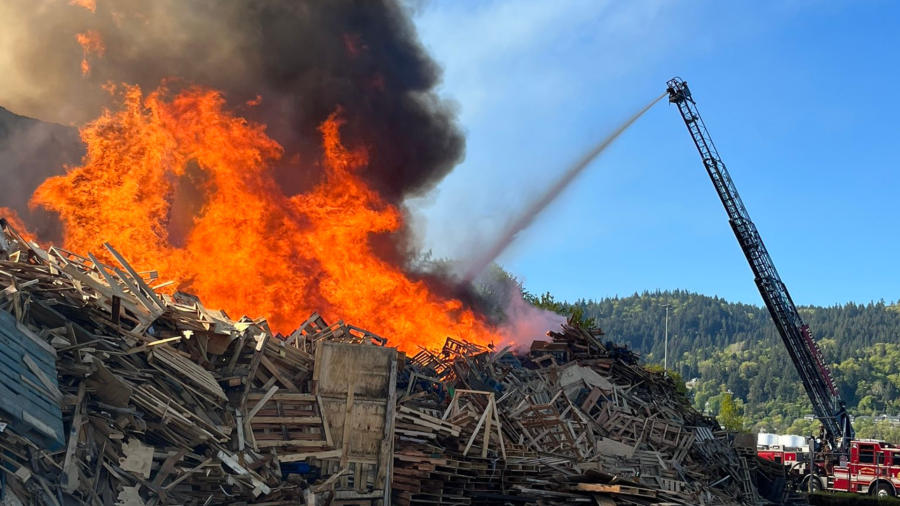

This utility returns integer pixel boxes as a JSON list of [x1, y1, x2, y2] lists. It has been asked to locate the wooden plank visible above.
[[216, 450, 272, 496], [125, 336, 182, 355], [60, 382, 85, 493], [0, 381, 61, 448], [22, 354, 63, 404], [22, 410, 60, 440], [150, 346, 227, 401], [576, 483, 657, 498], [259, 355, 301, 392], [152, 449, 187, 487], [247, 392, 317, 403], [103, 243, 165, 311], [339, 385, 355, 472], [318, 395, 334, 448], [241, 333, 270, 409], [245, 385, 279, 424], [254, 440, 330, 448], [378, 354, 397, 502], [279, 449, 343, 463], [251, 416, 323, 425], [87, 252, 129, 300]]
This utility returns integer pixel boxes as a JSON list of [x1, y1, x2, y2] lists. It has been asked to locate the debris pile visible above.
[[393, 327, 785, 505], [0, 219, 785, 506], [0, 220, 396, 505]]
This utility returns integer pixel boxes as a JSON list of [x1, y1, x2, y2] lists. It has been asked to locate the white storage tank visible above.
[[757, 433, 778, 447], [779, 434, 807, 449]]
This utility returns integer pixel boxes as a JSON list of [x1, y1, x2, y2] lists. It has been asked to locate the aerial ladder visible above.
[[665, 77, 854, 457]]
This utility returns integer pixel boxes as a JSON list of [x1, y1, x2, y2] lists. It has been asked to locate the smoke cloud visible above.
[[468, 263, 567, 349], [0, 0, 464, 208], [0, 106, 83, 240], [0, 0, 569, 342], [498, 286, 566, 351]]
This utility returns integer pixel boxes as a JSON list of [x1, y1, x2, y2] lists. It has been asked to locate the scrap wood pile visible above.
[[394, 328, 787, 506], [0, 219, 395, 506], [0, 218, 786, 506]]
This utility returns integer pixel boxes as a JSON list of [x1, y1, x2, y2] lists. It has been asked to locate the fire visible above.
[[32, 84, 497, 352], [0, 208, 38, 244], [76, 30, 105, 75], [293, 113, 495, 350], [70, 0, 97, 13]]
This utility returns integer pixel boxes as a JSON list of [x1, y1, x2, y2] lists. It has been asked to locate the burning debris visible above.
[[0, 0, 492, 353], [22, 85, 494, 353], [0, 221, 787, 505], [0, 0, 464, 205], [0, 220, 397, 505]]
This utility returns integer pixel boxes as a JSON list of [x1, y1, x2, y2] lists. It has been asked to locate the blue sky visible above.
[[409, 0, 899, 307]]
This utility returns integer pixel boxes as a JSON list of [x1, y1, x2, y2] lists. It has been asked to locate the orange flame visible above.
[[76, 30, 105, 75], [32, 84, 496, 352], [0, 208, 38, 244], [70, 0, 96, 13]]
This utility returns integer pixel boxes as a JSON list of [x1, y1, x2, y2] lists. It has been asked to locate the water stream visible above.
[[461, 91, 667, 283]]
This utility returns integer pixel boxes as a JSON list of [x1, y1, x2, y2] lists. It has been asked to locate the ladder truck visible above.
[[666, 78, 900, 498]]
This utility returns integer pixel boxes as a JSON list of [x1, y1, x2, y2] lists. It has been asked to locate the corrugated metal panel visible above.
[[0, 310, 65, 450]]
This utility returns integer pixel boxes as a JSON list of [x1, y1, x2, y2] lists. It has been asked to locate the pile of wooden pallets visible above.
[[0, 219, 396, 506], [0, 217, 778, 506], [393, 325, 776, 506]]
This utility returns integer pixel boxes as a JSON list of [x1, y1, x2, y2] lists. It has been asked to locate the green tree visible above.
[[514, 289, 900, 432], [718, 392, 744, 432]]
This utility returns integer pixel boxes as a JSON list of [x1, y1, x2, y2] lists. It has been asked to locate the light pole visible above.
[[663, 305, 671, 376]]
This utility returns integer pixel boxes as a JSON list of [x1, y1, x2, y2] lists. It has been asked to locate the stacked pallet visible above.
[[393, 326, 773, 506], [0, 217, 778, 506], [0, 219, 395, 506]]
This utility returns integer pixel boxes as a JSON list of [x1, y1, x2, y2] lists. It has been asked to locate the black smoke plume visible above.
[[0, 0, 499, 315], [0, 0, 463, 217]]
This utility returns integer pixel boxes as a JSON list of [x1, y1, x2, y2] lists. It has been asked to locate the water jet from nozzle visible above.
[[460, 91, 667, 284]]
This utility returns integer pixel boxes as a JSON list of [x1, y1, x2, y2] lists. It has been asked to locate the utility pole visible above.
[[663, 304, 671, 376]]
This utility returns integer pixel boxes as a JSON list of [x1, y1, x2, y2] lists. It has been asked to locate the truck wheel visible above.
[[800, 476, 822, 493], [875, 483, 895, 498]]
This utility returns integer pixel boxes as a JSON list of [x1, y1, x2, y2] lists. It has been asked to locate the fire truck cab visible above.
[[829, 440, 900, 497], [759, 439, 900, 497]]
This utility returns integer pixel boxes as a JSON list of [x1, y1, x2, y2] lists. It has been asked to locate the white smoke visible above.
[[498, 286, 566, 352]]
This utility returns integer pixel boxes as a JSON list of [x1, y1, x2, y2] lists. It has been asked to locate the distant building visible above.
[[872, 414, 900, 425]]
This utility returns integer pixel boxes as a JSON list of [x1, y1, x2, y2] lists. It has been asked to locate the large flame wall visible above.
[[31, 85, 496, 352]]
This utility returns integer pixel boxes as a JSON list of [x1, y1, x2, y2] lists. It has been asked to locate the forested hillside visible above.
[[549, 290, 900, 433]]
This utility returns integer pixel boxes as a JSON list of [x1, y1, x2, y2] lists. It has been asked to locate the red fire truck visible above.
[[668, 78, 894, 498], [757, 446, 807, 473], [757, 440, 900, 496], [826, 440, 900, 496]]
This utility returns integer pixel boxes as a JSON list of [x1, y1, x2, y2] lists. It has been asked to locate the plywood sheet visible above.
[[313, 342, 397, 499], [314, 343, 394, 399]]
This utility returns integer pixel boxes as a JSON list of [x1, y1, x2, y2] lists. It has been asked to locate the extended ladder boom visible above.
[[666, 77, 853, 454]]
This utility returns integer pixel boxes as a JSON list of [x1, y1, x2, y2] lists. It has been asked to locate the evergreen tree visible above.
[[518, 289, 900, 433]]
